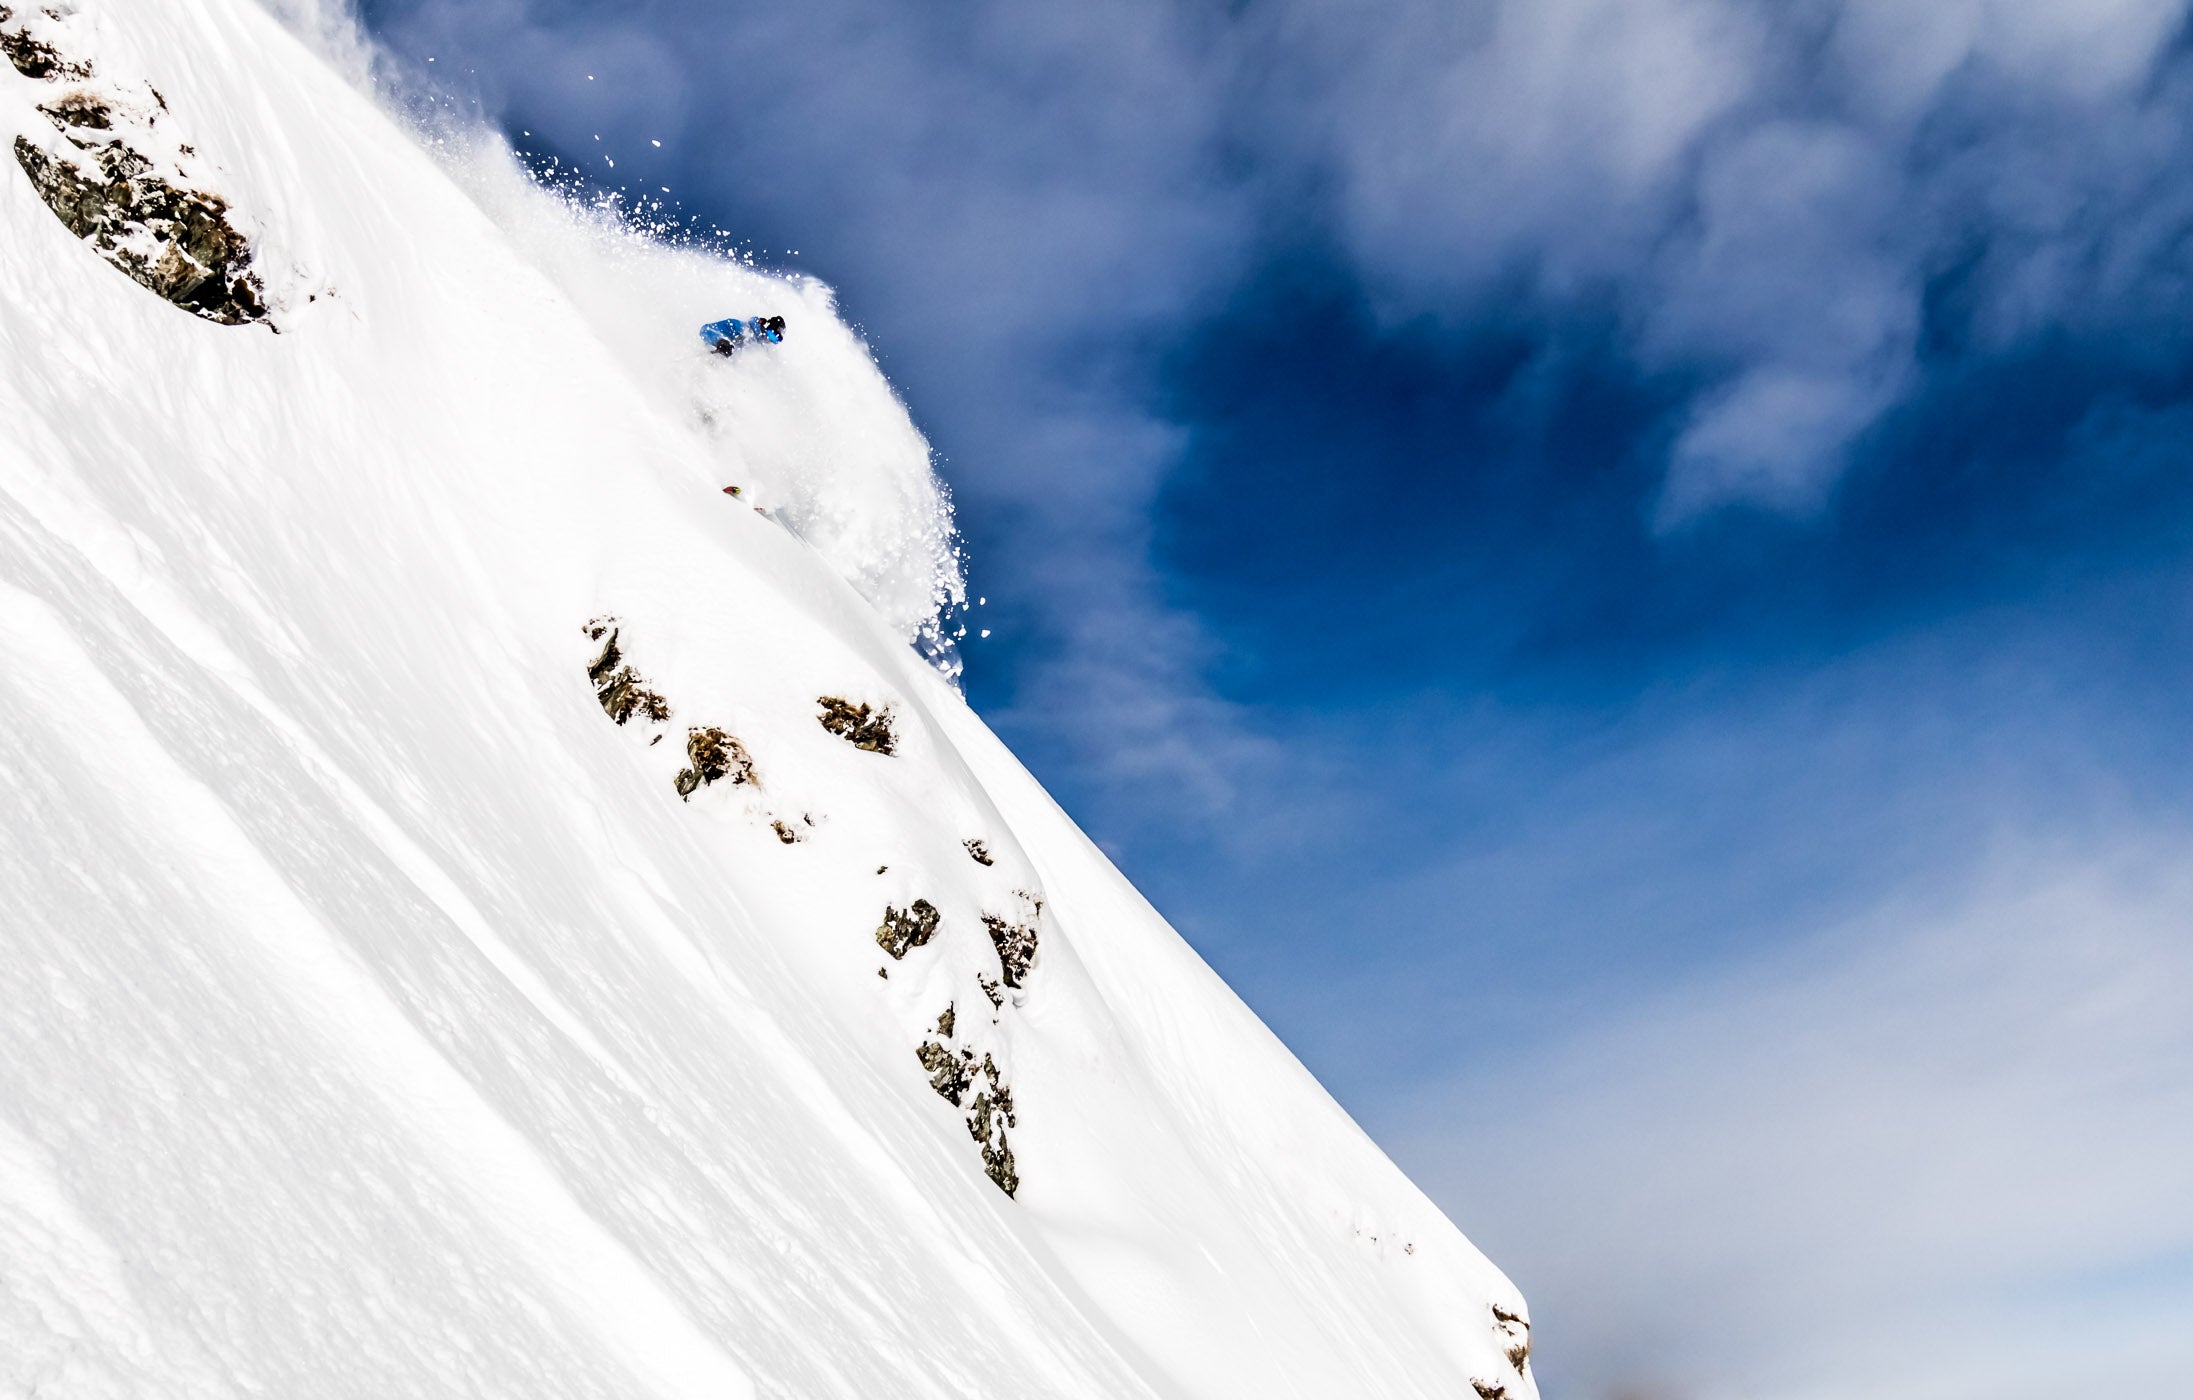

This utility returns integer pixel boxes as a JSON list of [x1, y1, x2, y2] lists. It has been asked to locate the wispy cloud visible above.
[[1260, 0, 2193, 517], [1385, 836, 2193, 1399]]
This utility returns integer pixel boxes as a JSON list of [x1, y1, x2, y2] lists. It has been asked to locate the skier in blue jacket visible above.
[[700, 315, 786, 356]]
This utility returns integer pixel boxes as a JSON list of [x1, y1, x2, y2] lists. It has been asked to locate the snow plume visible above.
[[444, 143, 971, 673], [275, 0, 969, 672]]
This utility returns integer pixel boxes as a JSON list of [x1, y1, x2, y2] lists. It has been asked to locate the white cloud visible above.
[[1390, 838, 2193, 1399], [1834, 0, 2189, 114], [1658, 362, 1906, 519], [1282, 0, 2193, 518], [1648, 120, 1917, 515], [1293, 0, 1765, 299]]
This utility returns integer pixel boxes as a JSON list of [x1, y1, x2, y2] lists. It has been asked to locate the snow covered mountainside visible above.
[[0, 2, 1536, 1396]]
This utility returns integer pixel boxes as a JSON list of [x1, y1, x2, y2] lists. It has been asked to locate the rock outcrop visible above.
[[1492, 1304, 1532, 1376], [674, 726, 755, 798], [916, 1003, 1020, 1196], [5, 7, 268, 325], [0, 8, 86, 81], [584, 618, 673, 725], [982, 891, 1042, 989], [581, 637, 1033, 1198], [818, 695, 896, 754], [875, 899, 941, 960]]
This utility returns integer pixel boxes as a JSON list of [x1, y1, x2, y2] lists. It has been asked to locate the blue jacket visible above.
[[700, 316, 785, 350]]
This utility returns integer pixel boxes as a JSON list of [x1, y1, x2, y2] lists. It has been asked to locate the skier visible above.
[[700, 315, 787, 356]]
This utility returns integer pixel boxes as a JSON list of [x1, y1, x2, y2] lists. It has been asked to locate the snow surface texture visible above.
[[0, 2, 1535, 1397]]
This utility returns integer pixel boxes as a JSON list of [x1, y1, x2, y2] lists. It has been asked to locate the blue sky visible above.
[[354, 2, 2193, 1394]]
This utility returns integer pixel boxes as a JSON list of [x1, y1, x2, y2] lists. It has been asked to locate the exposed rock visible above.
[[978, 1130, 1017, 1197], [770, 819, 803, 845], [583, 619, 672, 726], [966, 1087, 1005, 1143], [40, 91, 112, 129], [0, 11, 89, 81], [976, 974, 1003, 1012], [1470, 1382, 1508, 1400], [14, 135, 268, 325], [673, 726, 754, 799], [579, 615, 756, 803], [593, 663, 671, 725], [982, 893, 1043, 989], [1491, 1303, 1531, 1373], [874, 899, 940, 959], [963, 837, 994, 866], [817, 696, 896, 755], [913, 985, 1021, 1197], [8, 21, 270, 328], [967, 1081, 1019, 1198], [915, 1041, 971, 1105]]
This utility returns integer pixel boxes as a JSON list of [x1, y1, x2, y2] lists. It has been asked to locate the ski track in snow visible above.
[[0, 1, 1535, 1397]]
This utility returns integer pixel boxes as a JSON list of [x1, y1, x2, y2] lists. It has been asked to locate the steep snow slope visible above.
[[0, 2, 1537, 1398]]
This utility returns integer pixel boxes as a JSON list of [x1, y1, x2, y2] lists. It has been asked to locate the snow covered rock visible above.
[[982, 890, 1043, 988], [817, 693, 898, 753], [0, 0, 1540, 1396], [583, 616, 674, 726], [916, 1003, 1021, 1196], [876, 898, 944, 960], [0, 7, 87, 80], [5, 3, 267, 324]]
